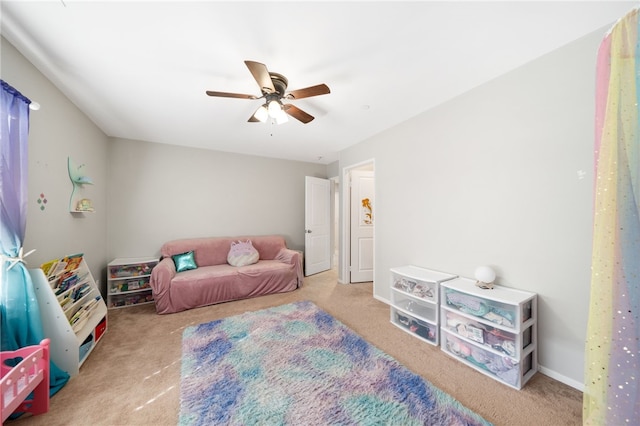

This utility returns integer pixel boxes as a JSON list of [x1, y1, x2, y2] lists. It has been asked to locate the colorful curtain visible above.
[[584, 9, 640, 425], [0, 80, 69, 398]]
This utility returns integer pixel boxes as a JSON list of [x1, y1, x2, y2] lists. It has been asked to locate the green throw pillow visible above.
[[172, 251, 197, 272]]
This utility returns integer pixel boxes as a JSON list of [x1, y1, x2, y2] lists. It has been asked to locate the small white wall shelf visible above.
[[68, 156, 94, 213]]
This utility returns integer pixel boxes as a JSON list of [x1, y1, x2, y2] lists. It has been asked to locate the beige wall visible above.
[[107, 138, 327, 258], [338, 26, 608, 389]]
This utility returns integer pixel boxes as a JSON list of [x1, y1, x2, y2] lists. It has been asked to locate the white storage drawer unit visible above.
[[389, 265, 457, 346], [440, 277, 537, 389], [441, 309, 532, 359], [392, 291, 438, 322]]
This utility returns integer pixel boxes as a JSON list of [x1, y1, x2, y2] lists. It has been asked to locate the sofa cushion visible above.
[[172, 250, 197, 272], [227, 240, 259, 267]]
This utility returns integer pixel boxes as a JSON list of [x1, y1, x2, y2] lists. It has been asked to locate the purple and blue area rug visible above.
[[180, 300, 492, 425]]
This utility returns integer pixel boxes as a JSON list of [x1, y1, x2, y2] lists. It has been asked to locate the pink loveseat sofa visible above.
[[150, 235, 303, 314]]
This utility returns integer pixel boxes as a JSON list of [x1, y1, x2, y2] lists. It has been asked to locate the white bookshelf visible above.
[[31, 257, 107, 376], [107, 257, 158, 309]]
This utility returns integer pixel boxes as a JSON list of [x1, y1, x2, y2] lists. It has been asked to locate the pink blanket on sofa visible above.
[[150, 235, 302, 314]]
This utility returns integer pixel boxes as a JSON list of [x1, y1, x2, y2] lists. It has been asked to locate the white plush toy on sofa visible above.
[[227, 240, 259, 267]]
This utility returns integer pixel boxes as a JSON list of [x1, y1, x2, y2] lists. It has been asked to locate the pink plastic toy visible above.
[[1, 338, 50, 422]]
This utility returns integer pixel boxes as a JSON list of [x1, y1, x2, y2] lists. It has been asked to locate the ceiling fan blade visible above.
[[285, 84, 330, 100], [245, 60, 276, 94], [283, 104, 315, 123], [206, 90, 257, 99]]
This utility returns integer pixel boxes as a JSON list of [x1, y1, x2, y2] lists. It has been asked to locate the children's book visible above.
[[48, 261, 68, 280], [63, 253, 84, 272], [40, 259, 59, 276]]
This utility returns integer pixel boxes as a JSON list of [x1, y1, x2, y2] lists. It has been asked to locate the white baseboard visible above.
[[538, 365, 585, 392], [374, 294, 389, 304]]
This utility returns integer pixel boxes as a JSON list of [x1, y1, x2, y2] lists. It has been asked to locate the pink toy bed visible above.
[[1, 338, 50, 423]]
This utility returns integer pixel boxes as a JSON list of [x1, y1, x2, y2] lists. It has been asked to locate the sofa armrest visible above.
[[275, 248, 304, 286], [150, 257, 177, 309]]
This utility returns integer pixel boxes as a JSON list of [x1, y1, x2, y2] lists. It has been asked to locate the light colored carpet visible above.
[[9, 269, 582, 425]]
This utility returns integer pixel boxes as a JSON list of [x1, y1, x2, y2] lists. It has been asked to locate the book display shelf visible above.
[[107, 257, 158, 309], [31, 254, 107, 376]]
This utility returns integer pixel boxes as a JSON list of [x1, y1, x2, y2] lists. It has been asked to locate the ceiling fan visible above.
[[206, 60, 330, 124]]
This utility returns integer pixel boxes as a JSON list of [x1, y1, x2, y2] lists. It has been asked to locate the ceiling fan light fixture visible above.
[[206, 60, 328, 125], [275, 109, 288, 124], [268, 99, 282, 116], [254, 104, 269, 123], [267, 99, 288, 124]]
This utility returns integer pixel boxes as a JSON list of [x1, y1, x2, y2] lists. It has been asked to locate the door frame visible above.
[[330, 176, 340, 270], [339, 159, 375, 284]]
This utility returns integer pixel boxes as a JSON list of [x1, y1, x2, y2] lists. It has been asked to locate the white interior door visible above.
[[350, 170, 374, 282], [304, 176, 330, 276]]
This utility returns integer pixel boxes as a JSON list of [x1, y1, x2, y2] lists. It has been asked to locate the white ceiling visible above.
[[1, 1, 636, 164]]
